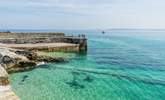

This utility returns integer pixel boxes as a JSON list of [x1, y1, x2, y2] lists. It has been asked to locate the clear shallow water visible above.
[[10, 30, 165, 100]]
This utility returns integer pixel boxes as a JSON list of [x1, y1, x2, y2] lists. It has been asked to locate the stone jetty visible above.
[[0, 32, 87, 99], [0, 43, 80, 52], [0, 32, 87, 52]]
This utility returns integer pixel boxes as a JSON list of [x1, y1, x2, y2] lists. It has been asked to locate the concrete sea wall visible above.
[[0, 32, 87, 52]]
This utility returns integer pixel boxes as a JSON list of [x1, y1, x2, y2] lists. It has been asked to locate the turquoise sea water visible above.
[[10, 30, 165, 100]]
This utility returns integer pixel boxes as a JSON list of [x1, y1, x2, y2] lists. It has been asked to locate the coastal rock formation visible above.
[[7, 60, 37, 73], [0, 47, 66, 73], [0, 47, 67, 100], [14, 49, 66, 63], [0, 46, 69, 73], [0, 86, 19, 100], [0, 65, 9, 86]]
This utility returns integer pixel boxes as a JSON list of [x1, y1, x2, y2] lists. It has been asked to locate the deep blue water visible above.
[[10, 29, 165, 100]]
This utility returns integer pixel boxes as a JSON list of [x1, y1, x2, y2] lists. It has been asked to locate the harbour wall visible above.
[[0, 32, 87, 52]]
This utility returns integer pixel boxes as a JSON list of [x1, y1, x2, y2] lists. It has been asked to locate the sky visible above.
[[0, 0, 165, 29]]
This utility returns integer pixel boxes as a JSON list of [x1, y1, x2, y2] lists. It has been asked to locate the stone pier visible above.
[[0, 32, 87, 52]]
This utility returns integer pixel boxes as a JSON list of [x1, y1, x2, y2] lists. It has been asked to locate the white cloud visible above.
[[1, 0, 165, 29]]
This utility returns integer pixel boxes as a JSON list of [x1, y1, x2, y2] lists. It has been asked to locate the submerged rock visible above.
[[71, 71, 81, 75], [83, 75, 93, 82], [66, 72, 85, 89], [66, 80, 85, 89], [21, 75, 28, 82]]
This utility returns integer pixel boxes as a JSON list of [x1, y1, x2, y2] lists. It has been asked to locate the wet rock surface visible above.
[[33, 55, 66, 62], [0, 48, 67, 73]]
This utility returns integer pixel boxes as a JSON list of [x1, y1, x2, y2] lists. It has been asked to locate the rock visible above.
[[15, 50, 33, 56], [83, 75, 93, 82], [66, 80, 85, 89], [0, 48, 28, 63], [0, 54, 3, 64], [0, 65, 9, 86], [0, 86, 20, 100], [39, 56, 66, 62], [0, 47, 67, 73], [16, 61, 36, 68], [2, 55, 15, 64], [15, 50, 37, 60], [7, 61, 37, 73], [7, 64, 37, 74], [0, 54, 26, 70], [0, 53, 3, 59], [21, 75, 28, 82]]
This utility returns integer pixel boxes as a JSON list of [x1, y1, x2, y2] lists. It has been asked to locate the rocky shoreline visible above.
[[0, 47, 66, 73], [0, 32, 87, 100], [0, 47, 67, 100]]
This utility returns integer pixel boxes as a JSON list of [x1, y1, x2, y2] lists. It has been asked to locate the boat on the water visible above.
[[102, 31, 105, 34]]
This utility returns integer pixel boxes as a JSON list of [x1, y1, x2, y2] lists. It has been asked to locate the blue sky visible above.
[[0, 0, 165, 29]]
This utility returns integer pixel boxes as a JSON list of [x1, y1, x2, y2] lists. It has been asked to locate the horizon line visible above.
[[1, 28, 165, 31]]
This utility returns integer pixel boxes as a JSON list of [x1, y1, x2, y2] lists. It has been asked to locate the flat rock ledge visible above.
[[0, 65, 19, 100], [0, 47, 67, 100], [0, 65, 9, 86], [0, 47, 66, 73], [0, 86, 19, 100]]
